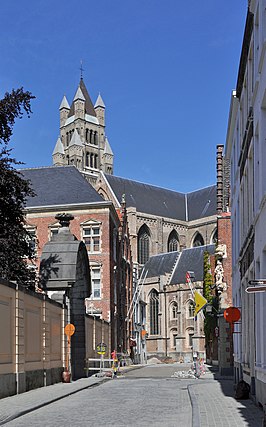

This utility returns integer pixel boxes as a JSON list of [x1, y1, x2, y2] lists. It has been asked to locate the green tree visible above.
[[0, 88, 36, 287], [203, 251, 217, 341]]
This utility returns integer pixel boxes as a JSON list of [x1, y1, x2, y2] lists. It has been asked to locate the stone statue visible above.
[[215, 260, 227, 293]]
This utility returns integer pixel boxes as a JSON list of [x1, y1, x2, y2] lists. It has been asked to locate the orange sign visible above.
[[224, 307, 241, 324], [64, 323, 75, 336]]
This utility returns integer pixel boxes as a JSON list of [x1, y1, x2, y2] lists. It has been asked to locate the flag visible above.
[[194, 291, 207, 316]]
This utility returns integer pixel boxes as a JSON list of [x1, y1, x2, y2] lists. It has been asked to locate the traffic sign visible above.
[[224, 307, 241, 323], [248, 280, 266, 285], [96, 342, 107, 355], [194, 291, 207, 316], [64, 323, 75, 336], [246, 286, 266, 293]]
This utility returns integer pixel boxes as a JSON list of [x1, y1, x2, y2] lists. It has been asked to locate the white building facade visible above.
[[225, 0, 266, 406]]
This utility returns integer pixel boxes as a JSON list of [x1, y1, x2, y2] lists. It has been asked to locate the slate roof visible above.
[[105, 174, 216, 221], [186, 186, 217, 221], [143, 251, 180, 278], [141, 244, 215, 285], [105, 175, 187, 220], [169, 244, 216, 284], [20, 166, 103, 208], [68, 79, 96, 118]]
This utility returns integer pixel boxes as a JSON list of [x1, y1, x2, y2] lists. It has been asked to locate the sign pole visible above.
[[63, 323, 75, 383]]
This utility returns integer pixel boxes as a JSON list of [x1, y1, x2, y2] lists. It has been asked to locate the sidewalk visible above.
[[0, 365, 139, 426], [188, 367, 264, 427], [0, 376, 104, 425]]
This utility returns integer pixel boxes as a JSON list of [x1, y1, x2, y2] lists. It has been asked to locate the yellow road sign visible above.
[[194, 291, 207, 316]]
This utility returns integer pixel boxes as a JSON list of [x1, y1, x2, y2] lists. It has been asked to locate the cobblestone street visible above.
[[0, 364, 264, 426]]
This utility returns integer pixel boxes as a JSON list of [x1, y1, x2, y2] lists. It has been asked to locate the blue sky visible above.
[[1, 1, 247, 192]]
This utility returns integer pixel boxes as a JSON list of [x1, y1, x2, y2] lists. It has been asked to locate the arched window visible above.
[[85, 152, 89, 167], [138, 225, 150, 264], [187, 300, 195, 318], [168, 230, 179, 252], [211, 229, 218, 244], [192, 232, 204, 247], [94, 131, 98, 145], [170, 329, 178, 349], [170, 301, 178, 319], [186, 327, 194, 348], [85, 129, 89, 142], [150, 289, 159, 335], [94, 154, 98, 168]]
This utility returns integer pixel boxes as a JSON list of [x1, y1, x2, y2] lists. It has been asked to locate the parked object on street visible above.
[[235, 380, 250, 400]]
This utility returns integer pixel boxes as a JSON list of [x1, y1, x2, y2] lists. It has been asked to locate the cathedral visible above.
[[50, 77, 221, 362]]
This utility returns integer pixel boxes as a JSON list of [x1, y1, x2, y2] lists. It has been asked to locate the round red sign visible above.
[[224, 307, 241, 323]]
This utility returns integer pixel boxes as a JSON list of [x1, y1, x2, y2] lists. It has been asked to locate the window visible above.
[[171, 302, 178, 319], [187, 328, 194, 348], [211, 229, 218, 244], [192, 232, 204, 247], [168, 230, 179, 252], [149, 289, 159, 335], [83, 225, 100, 252], [138, 225, 150, 264], [187, 300, 195, 318], [49, 226, 59, 240], [90, 266, 101, 299], [25, 227, 37, 257]]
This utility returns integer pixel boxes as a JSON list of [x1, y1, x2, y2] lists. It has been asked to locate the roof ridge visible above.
[[18, 165, 76, 171], [106, 174, 215, 196]]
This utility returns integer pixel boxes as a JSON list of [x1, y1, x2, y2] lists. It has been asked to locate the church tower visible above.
[[52, 78, 114, 184]]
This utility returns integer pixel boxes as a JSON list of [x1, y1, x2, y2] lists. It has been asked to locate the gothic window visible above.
[[138, 225, 150, 264], [85, 152, 89, 167], [170, 329, 178, 349], [94, 131, 98, 145], [83, 224, 101, 253], [186, 327, 194, 348], [89, 130, 93, 144], [192, 232, 204, 247], [170, 301, 178, 319], [187, 300, 195, 318], [149, 289, 159, 335], [94, 154, 98, 168], [85, 129, 89, 142], [211, 229, 218, 244], [168, 230, 179, 252]]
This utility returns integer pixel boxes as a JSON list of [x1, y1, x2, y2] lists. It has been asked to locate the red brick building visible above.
[[22, 165, 132, 353]]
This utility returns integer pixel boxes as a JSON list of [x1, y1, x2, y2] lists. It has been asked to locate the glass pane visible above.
[[84, 229, 91, 236], [93, 228, 100, 235], [94, 289, 101, 298]]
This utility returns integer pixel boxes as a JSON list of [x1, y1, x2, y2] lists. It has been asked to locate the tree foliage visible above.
[[0, 88, 36, 287], [203, 251, 218, 341]]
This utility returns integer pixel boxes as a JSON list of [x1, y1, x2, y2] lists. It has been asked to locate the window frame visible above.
[[82, 222, 101, 253], [149, 289, 159, 335]]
